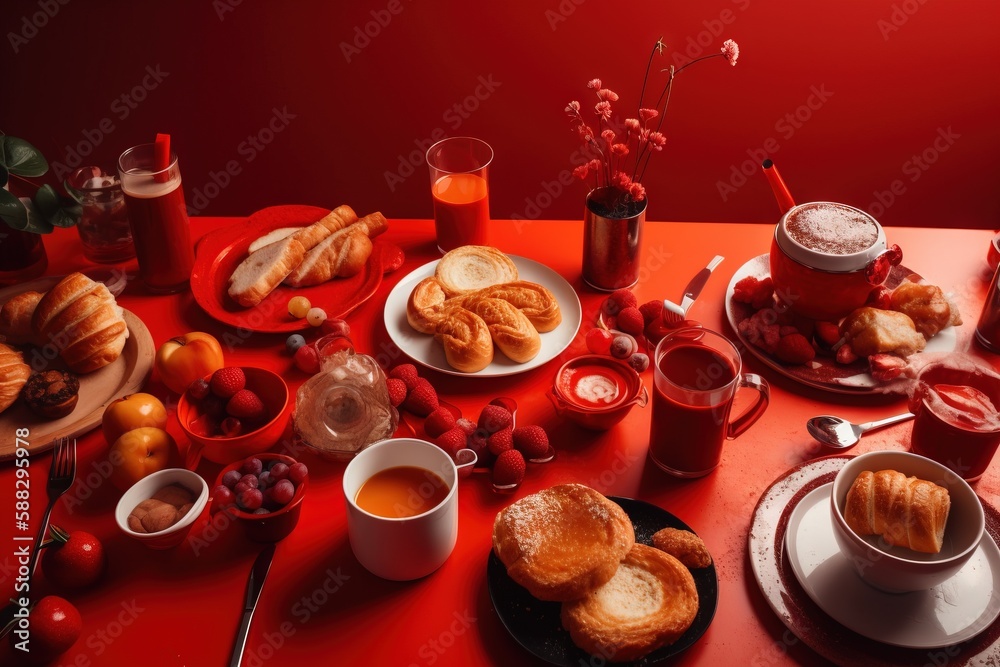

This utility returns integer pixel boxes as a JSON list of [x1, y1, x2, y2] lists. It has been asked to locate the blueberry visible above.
[[285, 334, 306, 354]]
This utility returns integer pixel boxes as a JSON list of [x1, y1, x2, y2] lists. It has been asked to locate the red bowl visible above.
[[548, 355, 648, 430], [177, 367, 291, 465], [211, 453, 308, 542]]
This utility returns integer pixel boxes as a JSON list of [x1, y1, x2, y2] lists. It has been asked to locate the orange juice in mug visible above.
[[426, 137, 493, 253]]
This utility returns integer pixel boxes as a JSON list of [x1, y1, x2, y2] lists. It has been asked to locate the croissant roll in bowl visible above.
[[830, 450, 985, 593]]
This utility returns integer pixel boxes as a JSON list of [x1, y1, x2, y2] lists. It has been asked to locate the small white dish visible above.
[[785, 483, 1000, 649], [383, 255, 582, 377], [115, 468, 209, 550]]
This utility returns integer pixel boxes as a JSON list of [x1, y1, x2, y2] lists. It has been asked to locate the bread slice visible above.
[[227, 236, 306, 307], [247, 227, 300, 253], [435, 246, 518, 296], [284, 212, 387, 287], [492, 484, 635, 601], [561, 544, 699, 661]]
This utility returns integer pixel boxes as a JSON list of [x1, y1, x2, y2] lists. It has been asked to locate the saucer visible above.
[[785, 483, 1000, 649]]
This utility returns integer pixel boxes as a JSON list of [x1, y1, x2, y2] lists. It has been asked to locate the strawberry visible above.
[[869, 354, 908, 382], [385, 378, 408, 407], [638, 299, 663, 326], [774, 333, 816, 365], [814, 321, 842, 348], [487, 427, 514, 456], [478, 404, 513, 434], [602, 288, 637, 317], [40, 526, 106, 590], [778, 325, 800, 338], [424, 407, 457, 438], [226, 389, 265, 420], [836, 343, 859, 365], [512, 425, 549, 459], [455, 417, 477, 436], [467, 428, 489, 455], [403, 377, 439, 416], [492, 450, 526, 487], [210, 367, 245, 399], [616, 307, 645, 337], [434, 427, 468, 458], [389, 363, 421, 391]]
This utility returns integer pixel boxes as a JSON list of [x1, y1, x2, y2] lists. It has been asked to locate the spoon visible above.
[[806, 412, 916, 450]]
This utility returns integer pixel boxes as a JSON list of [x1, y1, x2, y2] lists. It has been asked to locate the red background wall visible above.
[[2, 0, 998, 229]]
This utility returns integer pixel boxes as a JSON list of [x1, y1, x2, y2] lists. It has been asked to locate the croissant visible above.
[[433, 308, 494, 372], [844, 469, 951, 554], [284, 212, 387, 287], [406, 277, 454, 334], [463, 296, 541, 363], [0, 343, 31, 414], [0, 291, 43, 345], [31, 273, 129, 374], [462, 281, 562, 333]]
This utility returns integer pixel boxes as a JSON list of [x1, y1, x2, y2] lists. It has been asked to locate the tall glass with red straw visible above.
[[118, 134, 194, 293]]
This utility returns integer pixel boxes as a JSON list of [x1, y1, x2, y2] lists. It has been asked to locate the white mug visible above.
[[342, 438, 458, 581]]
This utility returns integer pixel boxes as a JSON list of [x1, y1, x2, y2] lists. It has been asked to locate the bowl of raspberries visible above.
[[178, 367, 291, 465]]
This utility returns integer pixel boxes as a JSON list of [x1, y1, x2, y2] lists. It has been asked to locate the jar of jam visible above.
[[770, 202, 901, 321]]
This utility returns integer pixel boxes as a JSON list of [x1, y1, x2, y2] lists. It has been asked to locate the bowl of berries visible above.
[[178, 366, 291, 465], [211, 453, 309, 542]]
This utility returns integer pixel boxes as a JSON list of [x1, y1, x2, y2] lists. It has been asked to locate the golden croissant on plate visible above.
[[844, 469, 951, 554]]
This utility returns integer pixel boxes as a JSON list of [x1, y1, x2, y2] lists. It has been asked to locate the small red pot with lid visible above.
[[769, 201, 902, 321]]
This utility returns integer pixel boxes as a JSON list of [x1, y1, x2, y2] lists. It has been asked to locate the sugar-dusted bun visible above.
[[32, 272, 129, 374], [0, 291, 43, 345], [467, 280, 562, 332], [435, 246, 518, 296], [433, 308, 494, 373], [0, 343, 31, 414], [492, 484, 635, 602], [463, 296, 540, 363], [561, 544, 699, 662]]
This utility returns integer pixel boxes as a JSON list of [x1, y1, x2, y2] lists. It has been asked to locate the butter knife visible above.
[[229, 544, 276, 667], [663, 255, 725, 322]]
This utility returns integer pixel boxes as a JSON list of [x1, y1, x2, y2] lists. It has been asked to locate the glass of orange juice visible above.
[[425, 137, 493, 253]]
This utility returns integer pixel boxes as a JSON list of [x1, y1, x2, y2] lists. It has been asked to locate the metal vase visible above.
[[583, 186, 646, 291]]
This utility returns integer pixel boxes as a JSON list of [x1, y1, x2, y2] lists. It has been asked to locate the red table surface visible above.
[[1, 218, 996, 667]]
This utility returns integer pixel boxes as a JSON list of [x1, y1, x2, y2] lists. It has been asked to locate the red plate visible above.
[[191, 205, 396, 333]]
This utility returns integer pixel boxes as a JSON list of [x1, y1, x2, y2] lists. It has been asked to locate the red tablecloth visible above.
[[1, 218, 996, 666]]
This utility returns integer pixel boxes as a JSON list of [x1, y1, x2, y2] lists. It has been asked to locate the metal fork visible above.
[[0, 438, 76, 638]]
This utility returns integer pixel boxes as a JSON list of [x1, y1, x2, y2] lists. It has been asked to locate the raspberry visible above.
[[210, 367, 245, 399], [385, 378, 408, 407], [638, 300, 663, 326], [733, 276, 774, 309], [226, 390, 265, 420], [492, 450, 526, 487], [602, 289, 637, 317], [487, 427, 514, 457], [512, 425, 549, 459], [478, 404, 513, 434], [774, 333, 816, 365], [814, 321, 842, 349], [737, 309, 780, 354], [616, 307, 645, 338], [434, 427, 468, 458], [389, 364, 421, 391], [424, 407, 457, 439], [402, 378, 439, 417]]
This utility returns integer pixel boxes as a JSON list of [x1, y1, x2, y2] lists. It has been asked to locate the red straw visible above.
[[153, 133, 171, 183], [762, 159, 796, 215]]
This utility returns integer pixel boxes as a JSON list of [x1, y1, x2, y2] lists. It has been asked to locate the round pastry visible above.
[[434, 245, 518, 296], [560, 544, 699, 662], [433, 308, 494, 373], [0, 343, 31, 415], [492, 484, 635, 602], [0, 291, 43, 345], [406, 277, 455, 334], [21, 370, 80, 419]]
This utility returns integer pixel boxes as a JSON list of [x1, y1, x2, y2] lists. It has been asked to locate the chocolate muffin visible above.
[[21, 370, 80, 419]]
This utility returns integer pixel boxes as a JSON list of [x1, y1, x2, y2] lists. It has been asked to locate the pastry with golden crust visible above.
[[433, 307, 494, 373], [463, 280, 562, 332], [651, 527, 713, 569], [560, 544, 699, 662], [0, 290, 43, 345], [492, 484, 635, 602], [434, 245, 518, 296], [841, 307, 926, 358], [405, 277, 454, 334], [462, 296, 540, 363], [0, 343, 31, 415], [890, 281, 962, 339]]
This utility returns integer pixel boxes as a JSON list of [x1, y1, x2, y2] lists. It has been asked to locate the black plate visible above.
[[487, 496, 719, 666]]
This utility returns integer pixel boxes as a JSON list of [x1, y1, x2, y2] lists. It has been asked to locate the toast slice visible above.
[[227, 235, 306, 307], [247, 227, 300, 253], [284, 212, 388, 287]]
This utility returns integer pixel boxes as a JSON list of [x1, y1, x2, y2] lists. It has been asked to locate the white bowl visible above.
[[115, 468, 209, 550], [830, 450, 985, 593]]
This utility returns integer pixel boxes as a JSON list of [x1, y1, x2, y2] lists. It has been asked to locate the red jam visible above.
[[557, 364, 628, 409]]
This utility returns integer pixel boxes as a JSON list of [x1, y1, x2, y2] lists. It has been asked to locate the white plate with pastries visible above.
[[785, 482, 1000, 648], [384, 252, 582, 377], [726, 254, 958, 394], [0, 275, 155, 460]]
